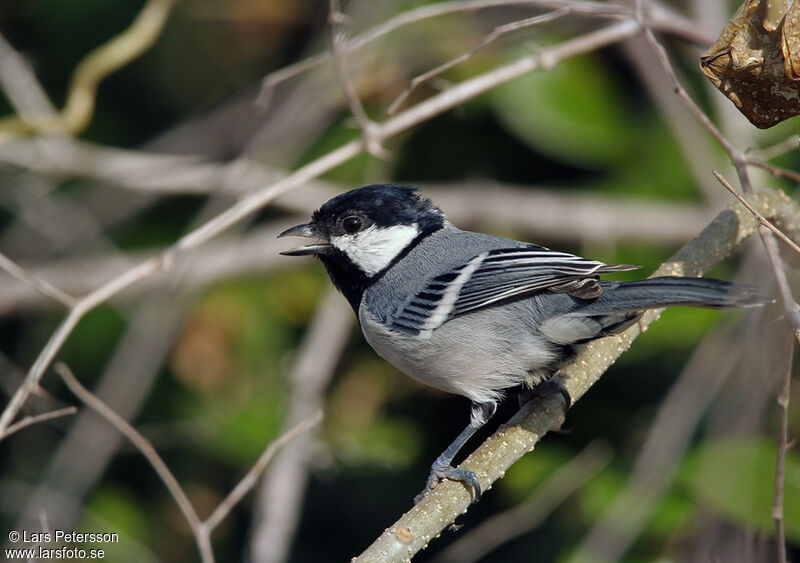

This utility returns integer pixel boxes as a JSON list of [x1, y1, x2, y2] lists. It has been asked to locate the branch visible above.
[[248, 289, 353, 563], [202, 410, 323, 532], [0, 250, 76, 308], [0, 33, 59, 120], [54, 362, 322, 563], [387, 8, 574, 114], [54, 362, 212, 563], [773, 332, 793, 563], [353, 190, 800, 562], [327, 0, 387, 159], [16, 294, 186, 531], [749, 134, 799, 161], [713, 171, 800, 256], [634, 12, 799, 562], [258, 0, 635, 103], [0, 137, 716, 247], [0, 0, 177, 137], [0, 185, 717, 315], [0, 406, 77, 442]]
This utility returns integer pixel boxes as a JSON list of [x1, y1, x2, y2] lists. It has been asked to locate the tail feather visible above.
[[539, 277, 766, 346], [583, 277, 767, 314]]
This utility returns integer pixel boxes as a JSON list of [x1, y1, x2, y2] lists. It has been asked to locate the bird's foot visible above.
[[519, 378, 571, 411], [413, 462, 481, 504], [540, 377, 571, 411]]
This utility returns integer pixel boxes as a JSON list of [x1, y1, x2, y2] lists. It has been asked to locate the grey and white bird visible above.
[[279, 184, 762, 502]]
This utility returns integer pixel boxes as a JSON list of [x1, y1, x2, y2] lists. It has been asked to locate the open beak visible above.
[[278, 223, 331, 256]]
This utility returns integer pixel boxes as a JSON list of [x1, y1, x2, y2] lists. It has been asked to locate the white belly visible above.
[[359, 305, 559, 404]]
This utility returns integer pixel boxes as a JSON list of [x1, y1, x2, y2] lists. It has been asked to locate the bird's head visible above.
[[279, 184, 445, 310], [279, 184, 444, 276]]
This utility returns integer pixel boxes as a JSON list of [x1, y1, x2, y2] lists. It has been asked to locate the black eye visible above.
[[342, 216, 363, 233]]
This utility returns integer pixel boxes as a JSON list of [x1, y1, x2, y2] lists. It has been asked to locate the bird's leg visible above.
[[414, 401, 497, 504]]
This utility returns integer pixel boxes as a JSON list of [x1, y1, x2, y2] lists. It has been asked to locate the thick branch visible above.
[[353, 189, 800, 562]]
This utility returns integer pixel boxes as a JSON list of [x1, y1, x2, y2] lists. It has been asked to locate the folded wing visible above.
[[387, 246, 638, 336]]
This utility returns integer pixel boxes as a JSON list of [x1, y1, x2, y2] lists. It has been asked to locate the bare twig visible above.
[[0, 183, 717, 315], [0, 137, 715, 246], [203, 410, 323, 532], [773, 332, 793, 563], [258, 0, 633, 103], [0, 251, 76, 307], [713, 171, 800, 256], [327, 0, 388, 159], [0, 33, 59, 121], [54, 362, 213, 563], [760, 227, 800, 340], [744, 157, 800, 185], [0, 407, 77, 442], [636, 11, 799, 560], [433, 441, 612, 563], [249, 289, 353, 563], [17, 294, 186, 531], [54, 362, 322, 563], [0, 218, 303, 315], [387, 8, 572, 114], [620, 35, 723, 202], [749, 134, 799, 161], [636, 1, 755, 194], [0, 0, 177, 137]]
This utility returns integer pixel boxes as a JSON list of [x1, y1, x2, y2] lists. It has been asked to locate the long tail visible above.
[[581, 277, 767, 314]]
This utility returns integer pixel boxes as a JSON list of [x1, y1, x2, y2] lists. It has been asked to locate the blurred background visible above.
[[0, 0, 798, 561]]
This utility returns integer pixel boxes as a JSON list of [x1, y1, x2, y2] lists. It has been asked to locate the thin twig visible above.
[[387, 9, 572, 114], [249, 290, 353, 563], [203, 410, 323, 532], [16, 295, 185, 533], [760, 228, 800, 340], [0, 406, 77, 442], [0, 251, 76, 307], [773, 332, 793, 563], [327, 0, 388, 159], [744, 157, 800, 185], [0, 186, 716, 315], [619, 35, 722, 202], [0, 0, 177, 137], [258, 0, 632, 104], [635, 1, 755, 194], [0, 33, 59, 123], [713, 171, 800, 256], [53, 362, 214, 563], [54, 362, 321, 562], [761, 226, 799, 563], [749, 134, 799, 161]]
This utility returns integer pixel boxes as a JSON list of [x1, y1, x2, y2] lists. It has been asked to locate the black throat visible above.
[[317, 218, 444, 313]]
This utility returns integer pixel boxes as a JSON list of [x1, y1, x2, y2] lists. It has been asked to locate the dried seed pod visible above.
[[700, 0, 800, 128]]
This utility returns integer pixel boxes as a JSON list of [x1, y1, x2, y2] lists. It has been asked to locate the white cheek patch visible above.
[[332, 224, 419, 276]]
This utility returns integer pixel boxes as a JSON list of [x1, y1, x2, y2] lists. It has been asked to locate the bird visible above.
[[278, 183, 763, 503]]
